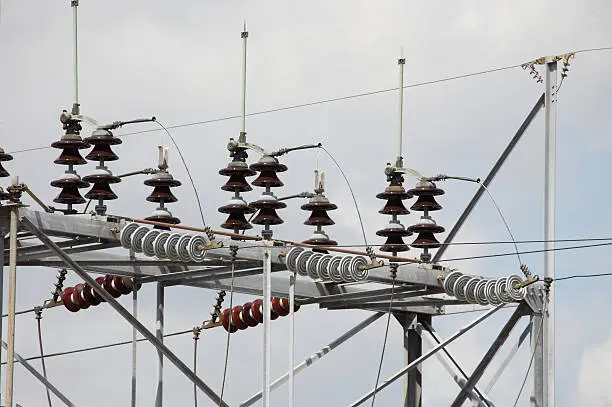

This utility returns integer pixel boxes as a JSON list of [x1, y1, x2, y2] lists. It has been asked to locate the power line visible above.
[[306, 237, 612, 248], [436, 241, 612, 263], [555, 272, 612, 282], [6, 62, 526, 156]]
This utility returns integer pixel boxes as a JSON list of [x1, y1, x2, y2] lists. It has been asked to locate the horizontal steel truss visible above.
[[0, 207, 497, 315]]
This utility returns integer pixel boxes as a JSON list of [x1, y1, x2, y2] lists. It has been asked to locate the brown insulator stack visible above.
[[219, 146, 256, 234], [301, 170, 337, 249], [145, 147, 181, 230], [82, 128, 122, 215], [219, 297, 299, 334], [407, 180, 445, 262], [249, 155, 287, 240], [50, 109, 90, 214], [376, 169, 413, 255], [0, 148, 12, 178]]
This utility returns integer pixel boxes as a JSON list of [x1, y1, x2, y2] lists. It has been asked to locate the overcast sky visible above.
[[1, 1, 612, 406]]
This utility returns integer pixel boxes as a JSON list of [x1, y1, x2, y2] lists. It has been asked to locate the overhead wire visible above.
[[153, 120, 207, 227], [35, 308, 53, 407]]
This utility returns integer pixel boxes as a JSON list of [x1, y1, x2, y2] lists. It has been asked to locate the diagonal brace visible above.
[[450, 304, 528, 407], [20, 217, 229, 407]]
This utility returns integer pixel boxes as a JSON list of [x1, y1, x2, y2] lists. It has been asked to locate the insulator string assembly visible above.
[[301, 170, 338, 249], [144, 146, 182, 229], [407, 180, 445, 262], [219, 297, 299, 334], [249, 154, 287, 240]]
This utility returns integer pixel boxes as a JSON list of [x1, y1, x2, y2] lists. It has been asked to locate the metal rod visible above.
[[131, 286, 138, 407], [397, 56, 406, 168], [432, 94, 545, 262], [20, 217, 229, 407], [450, 304, 526, 407], [403, 315, 422, 407], [262, 243, 272, 407], [1, 340, 75, 406], [72, 0, 79, 105], [0, 234, 4, 401], [542, 57, 557, 407], [23, 185, 53, 213], [241, 313, 383, 407], [155, 282, 164, 407], [6, 206, 17, 407], [289, 271, 296, 407], [349, 304, 505, 406], [240, 24, 248, 139], [485, 322, 531, 394]]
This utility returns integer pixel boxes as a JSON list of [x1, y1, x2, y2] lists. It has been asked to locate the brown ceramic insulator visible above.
[[146, 186, 178, 203], [92, 277, 107, 303], [250, 159, 287, 174], [304, 209, 335, 226], [410, 232, 442, 249], [241, 302, 259, 327], [251, 299, 264, 324], [0, 150, 13, 178], [410, 194, 442, 212], [144, 175, 182, 189], [280, 297, 300, 312], [103, 275, 122, 298], [407, 222, 445, 235], [112, 276, 133, 295], [376, 225, 412, 238], [379, 197, 410, 215], [251, 171, 284, 188], [222, 173, 252, 192], [302, 236, 338, 246], [251, 208, 284, 225], [271, 297, 289, 317], [61, 287, 80, 312], [408, 182, 444, 197], [85, 143, 119, 162], [50, 174, 89, 204], [82, 283, 101, 306], [376, 185, 413, 201], [73, 284, 91, 309], [250, 198, 286, 210], [83, 173, 121, 201], [231, 305, 248, 330], [379, 236, 410, 253], [301, 200, 337, 212], [145, 214, 181, 226], [51, 139, 90, 165], [220, 308, 238, 333], [220, 212, 253, 230]]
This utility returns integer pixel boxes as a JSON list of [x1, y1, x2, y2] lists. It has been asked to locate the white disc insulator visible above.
[[295, 250, 313, 276], [443, 271, 462, 296], [176, 234, 192, 262], [485, 280, 502, 305], [153, 232, 171, 258], [188, 235, 208, 262], [165, 233, 182, 261], [285, 247, 304, 272], [464, 277, 481, 303], [317, 255, 333, 280], [474, 279, 489, 305], [131, 226, 150, 253], [120, 223, 140, 248], [327, 256, 344, 282], [339, 256, 354, 282], [453, 275, 471, 301], [505, 275, 526, 302], [142, 229, 161, 258], [495, 278, 513, 303], [349, 256, 369, 281], [305, 253, 323, 280]]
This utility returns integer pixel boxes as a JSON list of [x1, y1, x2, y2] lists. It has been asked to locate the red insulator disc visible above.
[[103, 275, 122, 298], [112, 276, 132, 295], [220, 308, 237, 333], [82, 283, 100, 306], [271, 297, 289, 317], [92, 277, 107, 302], [61, 287, 80, 312], [73, 284, 91, 309], [280, 297, 300, 312], [270, 307, 279, 320], [241, 302, 259, 327], [251, 299, 264, 323], [231, 305, 248, 330]]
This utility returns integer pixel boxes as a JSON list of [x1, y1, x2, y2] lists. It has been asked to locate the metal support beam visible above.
[[241, 313, 383, 407], [262, 243, 272, 407], [155, 282, 164, 407], [350, 304, 505, 406], [433, 93, 545, 262], [20, 217, 229, 407], [1, 340, 75, 406], [484, 322, 531, 395], [131, 285, 138, 407], [6, 206, 17, 407], [0, 231, 4, 401], [450, 304, 527, 407], [401, 314, 427, 407]]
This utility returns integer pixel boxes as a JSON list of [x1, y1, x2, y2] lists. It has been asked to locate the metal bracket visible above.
[[524, 283, 546, 315]]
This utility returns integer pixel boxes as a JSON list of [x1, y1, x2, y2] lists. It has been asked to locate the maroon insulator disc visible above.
[[241, 302, 259, 327], [251, 299, 264, 323], [231, 305, 248, 330], [220, 308, 237, 333], [61, 286, 80, 312], [103, 275, 122, 298], [271, 297, 289, 317]]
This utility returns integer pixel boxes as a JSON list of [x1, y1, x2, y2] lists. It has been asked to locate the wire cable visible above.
[[218, 247, 237, 406], [370, 272, 396, 407], [35, 308, 53, 407], [321, 146, 368, 246], [193, 329, 200, 407], [317, 237, 612, 248], [512, 319, 544, 407], [152, 120, 207, 227], [555, 272, 612, 282]]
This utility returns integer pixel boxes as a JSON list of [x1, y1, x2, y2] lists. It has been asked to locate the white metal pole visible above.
[[397, 57, 405, 168], [240, 25, 248, 141], [72, 0, 79, 106], [0, 233, 4, 402], [131, 286, 138, 407], [5, 205, 17, 407], [543, 57, 557, 407], [155, 282, 164, 407], [288, 271, 295, 407], [262, 243, 272, 407]]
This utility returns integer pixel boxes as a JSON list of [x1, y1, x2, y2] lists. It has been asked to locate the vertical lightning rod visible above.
[[71, 0, 79, 112], [396, 54, 406, 168], [239, 23, 248, 143]]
